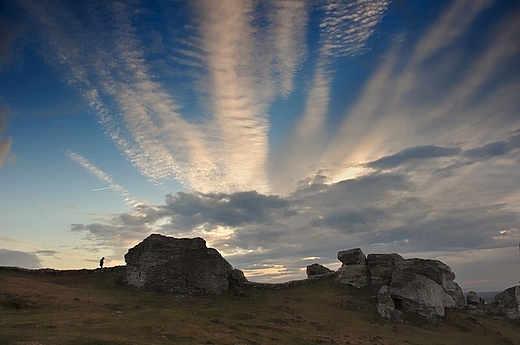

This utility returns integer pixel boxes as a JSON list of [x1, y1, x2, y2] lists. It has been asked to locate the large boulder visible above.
[[338, 248, 366, 265], [123, 234, 236, 294], [484, 286, 520, 320], [366, 253, 404, 285], [395, 258, 465, 309], [336, 248, 370, 288], [390, 271, 455, 324]]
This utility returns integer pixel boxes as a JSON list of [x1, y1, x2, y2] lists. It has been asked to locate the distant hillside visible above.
[[1, 267, 520, 345]]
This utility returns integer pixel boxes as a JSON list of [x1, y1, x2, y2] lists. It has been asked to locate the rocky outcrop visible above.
[[336, 248, 370, 288], [306, 263, 334, 277], [123, 234, 242, 295], [335, 247, 465, 323], [484, 286, 520, 320]]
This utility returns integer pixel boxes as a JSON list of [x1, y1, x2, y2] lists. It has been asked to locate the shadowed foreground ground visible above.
[[1, 267, 519, 345]]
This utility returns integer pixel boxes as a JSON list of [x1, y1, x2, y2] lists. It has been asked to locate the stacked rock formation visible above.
[[334, 247, 465, 323], [336, 248, 370, 288]]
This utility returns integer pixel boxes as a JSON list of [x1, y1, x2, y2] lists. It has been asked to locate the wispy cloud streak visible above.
[[323, 0, 520, 181], [272, 0, 390, 193], [269, 0, 309, 97], [21, 0, 220, 190], [67, 151, 138, 206]]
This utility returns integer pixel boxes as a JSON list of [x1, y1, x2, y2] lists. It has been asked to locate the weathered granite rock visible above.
[[444, 279, 466, 309], [395, 258, 465, 309], [395, 258, 453, 284], [378, 284, 394, 305], [467, 291, 484, 306], [376, 303, 406, 323], [123, 234, 235, 294], [465, 290, 485, 315], [338, 248, 366, 265], [376, 285, 406, 323], [390, 271, 455, 323], [484, 286, 520, 320], [336, 248, 370, 288], [366, 253, 404, 285], [306, 263, 334, 278]]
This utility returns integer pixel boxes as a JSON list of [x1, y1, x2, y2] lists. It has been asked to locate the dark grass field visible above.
[[1, 267, 519, 345]]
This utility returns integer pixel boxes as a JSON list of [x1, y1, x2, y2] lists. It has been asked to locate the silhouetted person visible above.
[[99, 257, 105, 269]]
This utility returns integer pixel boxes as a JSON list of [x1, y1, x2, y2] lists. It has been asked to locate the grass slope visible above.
[[1, 267, 519, 345]]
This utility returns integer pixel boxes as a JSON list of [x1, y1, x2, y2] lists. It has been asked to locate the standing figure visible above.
[[99, 256, 105, 269]]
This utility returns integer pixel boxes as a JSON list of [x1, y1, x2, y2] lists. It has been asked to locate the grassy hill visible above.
[[1, 267, 519, 345]]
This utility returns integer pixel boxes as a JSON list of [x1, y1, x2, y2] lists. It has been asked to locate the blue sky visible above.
[[1, 0, 519, 291]]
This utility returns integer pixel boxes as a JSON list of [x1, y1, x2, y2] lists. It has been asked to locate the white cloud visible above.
[[319, 0, 390, 59], [269, 0, 309, 97], [194, 0, 273, 193]]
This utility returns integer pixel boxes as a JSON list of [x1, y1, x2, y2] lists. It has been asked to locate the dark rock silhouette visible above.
[[122, 234, 244, 295], [306, 263, 334, 277]]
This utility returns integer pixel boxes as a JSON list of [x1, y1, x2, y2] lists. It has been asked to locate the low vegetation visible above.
[[1, 267, 519, 345]]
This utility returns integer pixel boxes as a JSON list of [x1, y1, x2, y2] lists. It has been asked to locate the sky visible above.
[[0, 0, 519, 292]]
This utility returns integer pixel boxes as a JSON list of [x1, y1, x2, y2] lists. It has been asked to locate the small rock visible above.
[[466, 291, 484, 306], [339, 297, 364, 311], [454, 321, 470, 332]]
